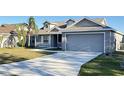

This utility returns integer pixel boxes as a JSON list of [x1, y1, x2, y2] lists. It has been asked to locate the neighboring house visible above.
[[0, 23, 28, 48], [32, 18, 124, 53]]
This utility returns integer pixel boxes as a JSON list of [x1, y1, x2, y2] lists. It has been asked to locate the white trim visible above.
[[49, 35, 51, 47], [64, 32, 106, 53]]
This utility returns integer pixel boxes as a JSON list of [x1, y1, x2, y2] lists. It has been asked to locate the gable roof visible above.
[[65, 19, 75, 23], [38, 17, 123, 35], [67, 18, 107, 29]]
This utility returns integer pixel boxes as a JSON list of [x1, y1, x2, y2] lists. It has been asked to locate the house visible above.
[[0, 23, 28, 48], [32, 18, 124, 53]]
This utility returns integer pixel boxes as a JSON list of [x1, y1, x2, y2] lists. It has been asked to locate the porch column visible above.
[[41, 36, 43, 44], [49, 35, 51, 47], [34, 35, 36, 47], [57, 34, 58, 48]]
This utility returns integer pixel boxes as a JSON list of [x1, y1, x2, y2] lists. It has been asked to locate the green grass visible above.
[[0, 48, 54, 64], [79, 51, 124, 76]]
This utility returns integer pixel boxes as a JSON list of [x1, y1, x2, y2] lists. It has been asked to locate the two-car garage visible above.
[[64, 32, 105, 52]]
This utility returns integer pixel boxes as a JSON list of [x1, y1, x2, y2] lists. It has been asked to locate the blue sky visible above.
[[0, 16, 124, 32]]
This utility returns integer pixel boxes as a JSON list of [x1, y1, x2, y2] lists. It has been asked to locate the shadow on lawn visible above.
[[79, 54, 124, 76], [0, 53, 28, 64], [0, 51, 55, 65]]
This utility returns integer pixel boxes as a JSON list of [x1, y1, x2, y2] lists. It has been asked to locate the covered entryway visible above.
[[51, 34, 62, 48], [65, 33, 104, 52]]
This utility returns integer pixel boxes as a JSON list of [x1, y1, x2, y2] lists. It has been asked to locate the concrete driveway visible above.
[[0, 51, 102, 76]]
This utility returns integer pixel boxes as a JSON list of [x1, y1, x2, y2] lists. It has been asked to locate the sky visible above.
[[0, 16, 124, 32]]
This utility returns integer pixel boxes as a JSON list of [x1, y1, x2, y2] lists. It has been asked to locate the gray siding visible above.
[[114, 32, 123, 50]]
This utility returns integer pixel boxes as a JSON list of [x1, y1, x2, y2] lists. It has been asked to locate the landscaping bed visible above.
[[79, 51, 124, 76]]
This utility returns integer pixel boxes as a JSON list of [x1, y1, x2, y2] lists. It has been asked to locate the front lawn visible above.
[[0, 48, 54, 64], [79, 51, 124, 76]]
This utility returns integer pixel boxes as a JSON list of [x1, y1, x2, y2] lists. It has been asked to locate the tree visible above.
[[27, 16, 38, 47], [16, 24, 28, 47], [28, 16, 38, 33], [16, 24, 22, 46]]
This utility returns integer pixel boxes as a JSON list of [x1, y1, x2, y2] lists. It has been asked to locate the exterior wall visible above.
[[62, 30, 122, 53], [1, 36, 9, 48], [50, 24, 55, 29], [104, 31, 115, 53], [0, 34, 19, 48], [113, 32, 123, 50]]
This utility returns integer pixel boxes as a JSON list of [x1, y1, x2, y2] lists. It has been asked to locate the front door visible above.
[[53, 35, 57, 47], [52, 34, 62, 48]]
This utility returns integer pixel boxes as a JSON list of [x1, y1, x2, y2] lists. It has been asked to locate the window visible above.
[[43, 35, 49, 43], [36, 35, 41, 42]]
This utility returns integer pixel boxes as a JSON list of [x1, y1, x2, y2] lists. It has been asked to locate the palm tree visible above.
[[27, 16, 38, 47]]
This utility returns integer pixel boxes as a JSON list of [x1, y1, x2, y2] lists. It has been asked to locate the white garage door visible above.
[[66, 34, 104, 52]]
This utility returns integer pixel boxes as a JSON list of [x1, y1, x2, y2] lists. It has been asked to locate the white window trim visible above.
[[64, 32, 106, 53]]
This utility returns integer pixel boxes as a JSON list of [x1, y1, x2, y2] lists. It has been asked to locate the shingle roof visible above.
[[93, 18, 107, 26], [0, 24, 16, 33], [93, 18, 106, 24], [36, 29, 61, 35], [0, 23, 28, 33], [51, 22, 65, 26], [38, 18, 118, 35]]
